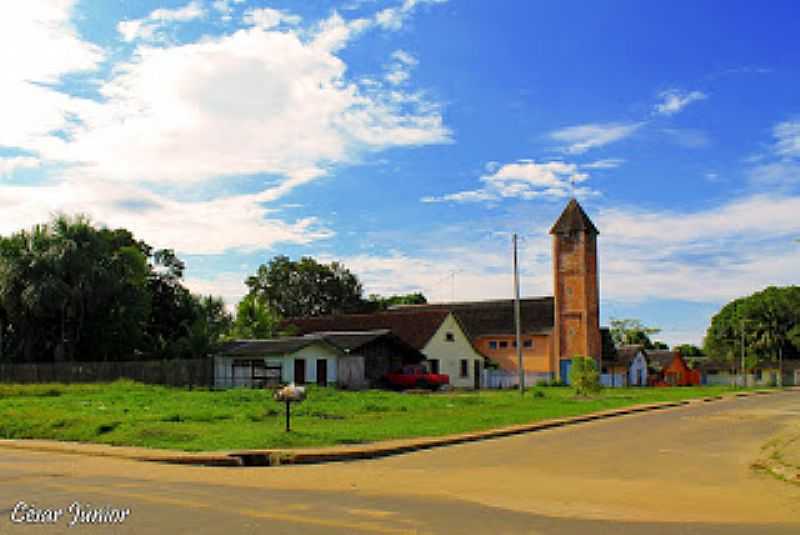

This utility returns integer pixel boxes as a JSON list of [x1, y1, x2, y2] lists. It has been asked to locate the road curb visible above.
[[0, 388, 790, 467]]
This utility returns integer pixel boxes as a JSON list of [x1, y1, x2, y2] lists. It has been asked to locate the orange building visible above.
[[394, 198, 602, 383], [647, 350, 702, 386]]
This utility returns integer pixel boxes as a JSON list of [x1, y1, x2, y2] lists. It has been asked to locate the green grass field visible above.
[[0, 381, 751, 451]]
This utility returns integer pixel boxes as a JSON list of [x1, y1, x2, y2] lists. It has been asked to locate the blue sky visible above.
[[1, 1, 799, 346]]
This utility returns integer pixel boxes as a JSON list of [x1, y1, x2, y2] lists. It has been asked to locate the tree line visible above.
[[704, 286, 800, 371], [0, 216, 425, 363]]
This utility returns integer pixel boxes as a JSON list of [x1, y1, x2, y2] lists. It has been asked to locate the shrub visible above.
[[569, 356, 602, 396]]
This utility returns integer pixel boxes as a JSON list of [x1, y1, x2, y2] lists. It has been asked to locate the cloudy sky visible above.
[[2, 0, 799, 346]]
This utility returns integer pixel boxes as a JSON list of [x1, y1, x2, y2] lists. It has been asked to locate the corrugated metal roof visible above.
[[283, 310, 450, 350]]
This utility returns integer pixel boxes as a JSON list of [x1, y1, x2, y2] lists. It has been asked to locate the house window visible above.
[[488, 340, 498, 350], [428, 359, 440, 374], [523, 339, 533, 349], [232, 359, 268, 388], [499, 341, 508, 348], [460, 359, 469, 377], [445, 332, 455, 342]]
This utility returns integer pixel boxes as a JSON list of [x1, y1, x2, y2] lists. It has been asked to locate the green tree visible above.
[[704, 286, 800, 378], [0, 216, 230, 362], [0, 215, 151, 362], [231, 294, 280, 339], [741, 286, 800, 386], [609, 318, 664, 349], [363, 292, 427, 312], [569, 356, 601, 396], [245, 255, 365, 318], [674, 344, 704, 356]]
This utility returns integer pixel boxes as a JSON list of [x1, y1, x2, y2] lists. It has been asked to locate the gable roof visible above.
[[549, 198, 599, 235], [613, 345, 647, 367], [282, 310, 450, 350], [315, 330, 391, 351], [647, 350, 679, 370], [217, 330, 422, 359], [389, 297, 555, 337], [217, 336, 339, 357]]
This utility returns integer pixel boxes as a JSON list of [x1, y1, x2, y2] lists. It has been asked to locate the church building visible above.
[[389, 198, 602, 383], [286, 198, 602, 386]]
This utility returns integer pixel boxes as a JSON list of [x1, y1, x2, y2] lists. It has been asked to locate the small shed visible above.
[[600, 345, 647, 387]]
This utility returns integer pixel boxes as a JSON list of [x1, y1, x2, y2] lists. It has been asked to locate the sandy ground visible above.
[[0, 391, 799, 534]]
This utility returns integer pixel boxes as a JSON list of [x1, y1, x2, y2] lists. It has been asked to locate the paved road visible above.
[[1, 392, 799, 534]]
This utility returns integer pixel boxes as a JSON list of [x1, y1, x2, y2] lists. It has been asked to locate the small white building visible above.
[[214, 330, 426, 389], [284, 310, 486, 389], [214, 336, 344, 389]]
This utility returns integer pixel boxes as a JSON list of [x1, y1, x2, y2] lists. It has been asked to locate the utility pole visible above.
[[740, 319, 746, 388], [513, 234, 523, 395]]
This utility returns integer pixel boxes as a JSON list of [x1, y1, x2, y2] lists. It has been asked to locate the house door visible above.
[[294, 359, 306, 385], [316, 359, 328, 387], [473, 360, 481, 390], [560, 359, 572, 385]]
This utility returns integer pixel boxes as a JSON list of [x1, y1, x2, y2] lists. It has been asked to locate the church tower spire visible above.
[[550, 198, 601, 380]]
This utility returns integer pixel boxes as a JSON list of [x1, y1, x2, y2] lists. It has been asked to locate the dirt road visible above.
[[1, 391, 798, 534]]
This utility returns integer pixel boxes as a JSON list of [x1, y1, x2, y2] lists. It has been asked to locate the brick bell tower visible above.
[[550, 198, 601, 380]]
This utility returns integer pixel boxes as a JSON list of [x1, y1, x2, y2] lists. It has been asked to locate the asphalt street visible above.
[[1, 391, 798, 534]]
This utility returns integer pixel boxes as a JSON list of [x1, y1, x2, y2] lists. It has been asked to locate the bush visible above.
[[569, 356, 602, 396]]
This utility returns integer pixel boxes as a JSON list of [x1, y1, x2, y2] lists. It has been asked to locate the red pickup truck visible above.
[[383, 365, 450, 390]]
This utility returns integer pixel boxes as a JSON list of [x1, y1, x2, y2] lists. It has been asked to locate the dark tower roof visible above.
[[549, 198, 599, 235]]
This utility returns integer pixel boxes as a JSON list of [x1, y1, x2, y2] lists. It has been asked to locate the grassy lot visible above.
[[0, 381, 753, 451]]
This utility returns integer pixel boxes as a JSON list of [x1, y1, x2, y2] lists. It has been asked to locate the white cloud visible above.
[[37, 15, 449, 187], [0, 0, 103, 84], [0, 1, 103, 151], [773, 120, 800, 158], [385, 49, 417, 85], [749, 161, 800, 186], [375, 0, 447, 31], [422, 160, 596, 204], [0, 1, 449, 261], [242, 7, 301, 29], [550, 122, 644, 154], [654, 89, 707, 116], [117, 1, 206, 42], [748, 119, 800, 186], [596, 195, 800, 302], [581, 158, 625, 170], [0, 157, 41, 176], [184, 272, 249, 309], [392, 49, 418, 66], [0, 178, 331, 255], [212, 0, 245, 20]]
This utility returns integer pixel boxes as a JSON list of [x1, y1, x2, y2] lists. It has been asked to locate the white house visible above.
[[284, 310, 486, 389], [214, 330, 426, 389], [214, 336, 343, 389]]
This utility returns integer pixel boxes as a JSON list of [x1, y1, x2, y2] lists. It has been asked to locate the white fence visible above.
[[483, 369, 552, 389], [600, 373, 627, 388]]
